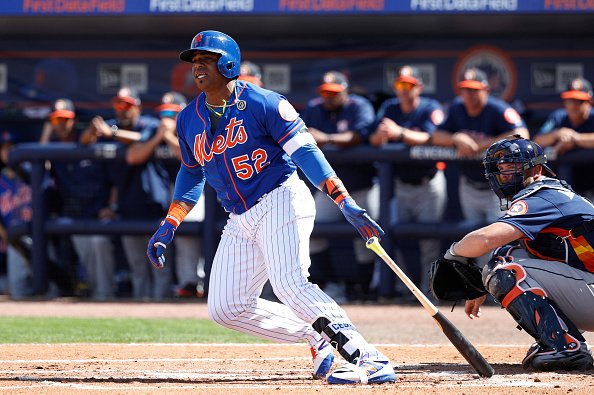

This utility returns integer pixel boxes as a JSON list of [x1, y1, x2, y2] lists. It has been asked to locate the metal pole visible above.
[[30, 161, 48, 295]]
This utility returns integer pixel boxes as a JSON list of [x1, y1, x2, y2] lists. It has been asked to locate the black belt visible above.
[[569, 219, 594, 238], [398, 169, 438, 186], [463, 177, 491, 190]]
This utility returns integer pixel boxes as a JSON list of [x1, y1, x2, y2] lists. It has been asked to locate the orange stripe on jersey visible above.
[[222, 151, 248, 212], [236, 81, 247, 98], [195, 93, 206, 126], [278, 123, 303, 144], [568, 236, 594, 272]]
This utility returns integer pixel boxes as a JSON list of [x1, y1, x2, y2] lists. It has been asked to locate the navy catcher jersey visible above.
[[176, 80, 303, 214], [301, 94, 375, 190], [439, 96, 525, 182], [376, 96, 444, 183], [535, 108, 594, 192], [498, 178, 594, 273]]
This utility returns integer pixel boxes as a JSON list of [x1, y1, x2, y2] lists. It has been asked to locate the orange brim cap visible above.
[[116, 96, 139, 105], [458, 80, 486, 90], [238, 75, 261, 84], [156, 103, 182, 113], [49, 110, 75, 119], [561, 91, 591, 101], [318, 83, 345, 93], [396, 75, 420, 85]]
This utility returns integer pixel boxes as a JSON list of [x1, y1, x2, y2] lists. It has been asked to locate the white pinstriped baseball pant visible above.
[[207, 173, 367, 348]]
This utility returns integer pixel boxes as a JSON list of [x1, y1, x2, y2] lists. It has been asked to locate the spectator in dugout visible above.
[[0, 129, 74, 299], [301, 70, 377, 303], [431, 67, 530, 224], [41, 98, 119, 300], [155, 91, 207, 298], [368, 65, 447, 295], [80, 87, 172, 299], [533, 77, 594, 202], [238, 60, 264, 87]]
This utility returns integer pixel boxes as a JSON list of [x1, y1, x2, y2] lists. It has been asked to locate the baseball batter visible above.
[[438, 136, 594, 371], [146, 30, 396, 384]]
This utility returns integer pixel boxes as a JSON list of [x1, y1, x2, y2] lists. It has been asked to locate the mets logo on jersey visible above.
[[506, 200, 528, 216], [193, 117, 248, 165]]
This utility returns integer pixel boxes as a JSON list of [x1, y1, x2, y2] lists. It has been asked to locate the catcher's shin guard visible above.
[[313, 316, 362, 363], [482, 256, 584, 354]]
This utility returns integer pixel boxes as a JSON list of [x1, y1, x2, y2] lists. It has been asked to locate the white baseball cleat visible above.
[[311, 340, 334, 379], [327, 356, 396, 384]]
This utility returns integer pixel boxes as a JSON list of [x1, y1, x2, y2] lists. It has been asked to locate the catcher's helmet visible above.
[[179, 30, 241, 79], [483, 136, 555, 203]]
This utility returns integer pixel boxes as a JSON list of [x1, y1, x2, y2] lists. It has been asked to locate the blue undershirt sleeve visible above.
[[290, 144, 336, 187], [173, 165, 206, 204]]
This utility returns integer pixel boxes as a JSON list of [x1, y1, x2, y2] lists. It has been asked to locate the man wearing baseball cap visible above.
[[534, 77, 594, 200], [369, 65, 447, 294], [40, 99, 76, 143], [302, 70, 377, 303], [40, 98, 119, 300], [432, 67, 529, 226], [238, 61, 263, 87], [80, 87, 148, 145]]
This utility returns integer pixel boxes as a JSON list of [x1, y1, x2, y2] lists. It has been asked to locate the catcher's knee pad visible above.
[[313, 316, 361, 363], [482, 256, 584, 352]]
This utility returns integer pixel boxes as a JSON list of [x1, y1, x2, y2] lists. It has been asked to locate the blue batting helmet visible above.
[[179, 30, 241, 79], [483, 136, 555, 202]]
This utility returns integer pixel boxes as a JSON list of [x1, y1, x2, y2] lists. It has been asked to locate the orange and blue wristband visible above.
[[164, 203, 189, 228]]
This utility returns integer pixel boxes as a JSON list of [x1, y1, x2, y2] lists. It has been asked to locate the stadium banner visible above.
[[1, 0, 592, 16]]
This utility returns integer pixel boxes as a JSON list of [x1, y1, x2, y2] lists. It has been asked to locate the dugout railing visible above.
[[8, 143, 591, 296]]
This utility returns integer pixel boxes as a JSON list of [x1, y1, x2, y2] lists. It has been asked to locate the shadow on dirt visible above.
[[398, 362, 592, 377]]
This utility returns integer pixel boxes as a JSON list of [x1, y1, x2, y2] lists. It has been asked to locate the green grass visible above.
[[0, 317, 268, 343]]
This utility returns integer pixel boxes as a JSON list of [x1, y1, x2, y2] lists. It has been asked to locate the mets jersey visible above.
[[498, 178, 594, 273], [439, 96, 525, 183], [175, 80, 304, 214], [376, 96, 444, 183], [535, 108, 594, 193]]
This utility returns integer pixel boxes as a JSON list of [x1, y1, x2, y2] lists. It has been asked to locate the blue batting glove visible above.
[[147, 220, 177, 269], [338, 196, 384, 241]]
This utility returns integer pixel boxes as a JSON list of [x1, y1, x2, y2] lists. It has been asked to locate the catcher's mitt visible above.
[[429, 257, 488, 301]]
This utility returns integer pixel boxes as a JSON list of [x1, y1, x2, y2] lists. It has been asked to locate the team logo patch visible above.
[[504, 108, 522, 126], [506, 200, 528, 216], [278, 99, 299, 121], [237, 100, 246, 110], [431, 109, 445, 126]]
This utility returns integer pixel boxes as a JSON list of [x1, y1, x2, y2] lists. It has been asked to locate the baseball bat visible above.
[[366, 236, 495, 378]]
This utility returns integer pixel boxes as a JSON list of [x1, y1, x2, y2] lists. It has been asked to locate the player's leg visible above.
[[309, 190, 344, 297], [206, 211, 333, 378], [258, 175, 395, 384], [407, 171, 447, 290], [482, 251, 593, 371], [71, 235, 116, 300]]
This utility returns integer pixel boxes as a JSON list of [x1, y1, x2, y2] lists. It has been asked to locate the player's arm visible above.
[[450, 222, 524, 258], [282, 128, 383, 240], [572, 131, 594, 148], [146, 164, 204, 269], [126, 126, 165, 165], [477, 127, 529, 151]]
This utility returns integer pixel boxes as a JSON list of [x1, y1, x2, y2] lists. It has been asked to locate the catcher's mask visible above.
[[179, 30, 241, 79], [483, 136, 556, 208]]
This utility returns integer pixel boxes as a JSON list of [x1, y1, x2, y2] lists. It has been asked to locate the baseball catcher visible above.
[[430, 135, 594, 371]]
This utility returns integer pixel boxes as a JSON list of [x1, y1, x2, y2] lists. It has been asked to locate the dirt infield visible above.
[[0, 299, 592, 394]]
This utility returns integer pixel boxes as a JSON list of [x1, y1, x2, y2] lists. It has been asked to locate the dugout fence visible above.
[[8, 143, 591, 297]]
